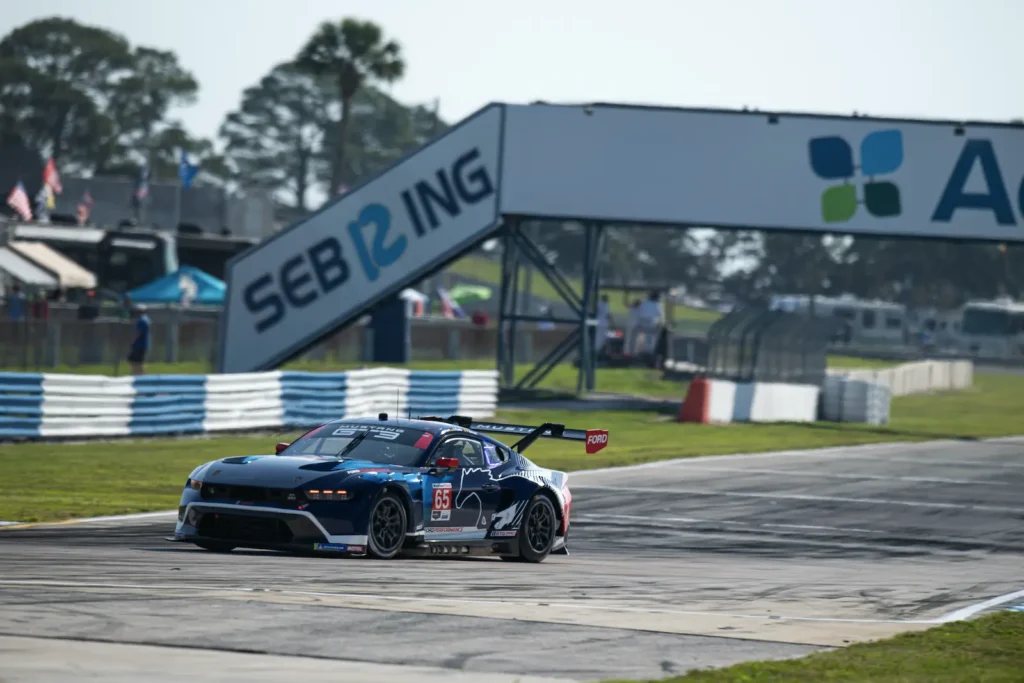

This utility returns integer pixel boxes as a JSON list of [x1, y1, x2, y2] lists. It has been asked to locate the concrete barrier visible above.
[[828, 360, 973, 397], [0, 369, 499, 441], [820, 360, 972, 424], [681, 378, 820, 424]]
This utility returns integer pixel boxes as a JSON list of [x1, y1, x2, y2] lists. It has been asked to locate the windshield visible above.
[[282, 423, 435, 467], [962, 308, 1015, 336]]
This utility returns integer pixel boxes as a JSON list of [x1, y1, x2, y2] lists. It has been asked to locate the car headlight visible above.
[[306, 489, 353, 501], [185, 478, 202, 491]]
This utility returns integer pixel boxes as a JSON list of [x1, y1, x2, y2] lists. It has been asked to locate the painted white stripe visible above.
[[934, 588, 1024, 622], [572, 484, 1024, 514], [570, 440, 956, 478], [573, 514, 1024, 551], [572, 437, 1024, 478], [664, 464, 1010, 486], [836, 454, 1024, 470], [574, 513, 886, 536]]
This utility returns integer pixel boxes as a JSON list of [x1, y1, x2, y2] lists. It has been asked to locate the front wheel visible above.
[[515, 494, 558, 563], [367, 491, 407, 559]]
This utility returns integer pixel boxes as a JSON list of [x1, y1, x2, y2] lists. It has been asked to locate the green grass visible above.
[[446, 253, 721, 322], [607, 610, 1024, 682], [1, 373, 1021, 523]]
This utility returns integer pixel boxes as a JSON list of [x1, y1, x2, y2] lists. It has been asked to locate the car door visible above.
[[422, 436, 501, 541]]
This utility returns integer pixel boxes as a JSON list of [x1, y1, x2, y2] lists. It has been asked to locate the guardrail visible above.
[[0, 368, 499, 441]]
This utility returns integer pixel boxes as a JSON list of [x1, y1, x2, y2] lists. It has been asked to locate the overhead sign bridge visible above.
[[220, 102, 1024, 388]]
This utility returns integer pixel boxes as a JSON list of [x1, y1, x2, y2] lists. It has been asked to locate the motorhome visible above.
[[954, 298, 1024, 360], [769, 294, 908, 347]]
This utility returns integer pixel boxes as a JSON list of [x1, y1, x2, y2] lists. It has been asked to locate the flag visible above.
[[76, 190, 93, 226], [43, 158, 62, 194], [7, 182, 33, 221], [436, 287, 465, 319], [35, 183, 55, 214], [134, 165, 149, 201], [179, 150, 199, 189]]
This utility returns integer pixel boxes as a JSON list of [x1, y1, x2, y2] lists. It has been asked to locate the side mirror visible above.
[[275, 442, 290, 454], [434, 456, 459, 469]]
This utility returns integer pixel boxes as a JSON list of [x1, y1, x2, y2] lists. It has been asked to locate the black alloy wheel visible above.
[[367, 492, 407, 559]]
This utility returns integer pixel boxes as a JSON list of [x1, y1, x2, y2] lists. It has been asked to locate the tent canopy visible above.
[[8, 240, 97, 289], [127, 266, 225, 305], [0, 246, 58, 289]]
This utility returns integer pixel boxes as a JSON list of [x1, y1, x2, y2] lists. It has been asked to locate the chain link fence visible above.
[[703, 306, 841, 386]]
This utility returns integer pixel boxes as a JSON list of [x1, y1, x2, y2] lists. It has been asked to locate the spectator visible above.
[[637, 291, 665, 355], [128, 304, 152, 375], [6, 285, 25, 320]]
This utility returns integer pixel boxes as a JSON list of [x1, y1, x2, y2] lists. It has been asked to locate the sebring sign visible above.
[[498, 104, 1024, 242], [221, 102, 1024, 373]]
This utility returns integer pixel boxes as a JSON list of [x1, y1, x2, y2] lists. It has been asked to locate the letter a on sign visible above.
[[585, 429, 609, 454]]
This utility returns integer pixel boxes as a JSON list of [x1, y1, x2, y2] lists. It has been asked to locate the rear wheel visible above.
[[195, 541, 235, 553], [367, 492, 407, 559], [514, 494, 558, 563]]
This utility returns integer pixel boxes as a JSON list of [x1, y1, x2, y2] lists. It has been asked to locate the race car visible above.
[[172, 415, 609, 562]]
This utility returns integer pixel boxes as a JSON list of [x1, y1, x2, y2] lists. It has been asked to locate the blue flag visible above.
[[179, 150, 199, 189]]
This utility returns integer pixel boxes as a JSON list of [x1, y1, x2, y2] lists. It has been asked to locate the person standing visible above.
[[128, 305, 151, 375], [6, 285, 25, 320], [638, 291, 665, 355]]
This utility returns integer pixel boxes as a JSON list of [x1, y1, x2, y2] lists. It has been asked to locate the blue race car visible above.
[[173, 414, 609, 562]]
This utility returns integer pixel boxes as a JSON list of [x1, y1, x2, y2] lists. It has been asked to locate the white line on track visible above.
[[0, 578, 1021, 627], [658, 464, 1010, 486], [572, 484, 1024, 514]]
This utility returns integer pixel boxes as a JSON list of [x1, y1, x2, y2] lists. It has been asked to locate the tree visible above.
[[0, 17, 132, 164], [318, 85, 437, 190], [220, 63, 332, 210], [96, 46, 199, 173], [295, 18, 405, 198], [0, 17, 200, 175]]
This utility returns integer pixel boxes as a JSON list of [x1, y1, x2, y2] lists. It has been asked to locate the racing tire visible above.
[[367, 491, 407, 560], [195, 541, 235, 553], [514, 494, 558, 563]]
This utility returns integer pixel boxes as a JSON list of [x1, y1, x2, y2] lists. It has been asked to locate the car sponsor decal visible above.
[[585, 429, 609, 454], [332, 426, 402, 440], [314, 542, 365, 553], [489, 529, 517, 537], [431, 482, 452, 521]]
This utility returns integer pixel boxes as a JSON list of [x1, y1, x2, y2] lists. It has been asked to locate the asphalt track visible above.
[[2, 438, 1024, 682]]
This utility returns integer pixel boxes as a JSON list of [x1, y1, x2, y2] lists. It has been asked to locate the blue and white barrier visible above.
[[0, 368, 500, 440]]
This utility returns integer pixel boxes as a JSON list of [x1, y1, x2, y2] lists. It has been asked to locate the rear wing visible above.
[[418, 415, 608, 454]]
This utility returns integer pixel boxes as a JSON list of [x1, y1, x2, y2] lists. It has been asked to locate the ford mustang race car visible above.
[[172, 415, 609, 562]]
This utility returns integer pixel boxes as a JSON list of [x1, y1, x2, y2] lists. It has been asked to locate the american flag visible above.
[[43, 158, 62, 194], [7, 182, 33, 221]]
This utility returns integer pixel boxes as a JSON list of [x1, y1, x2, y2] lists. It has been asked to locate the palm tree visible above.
[[295, 18, 405, 199]]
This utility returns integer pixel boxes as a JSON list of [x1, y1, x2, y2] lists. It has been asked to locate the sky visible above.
[[2, 0, 1022, 143]]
